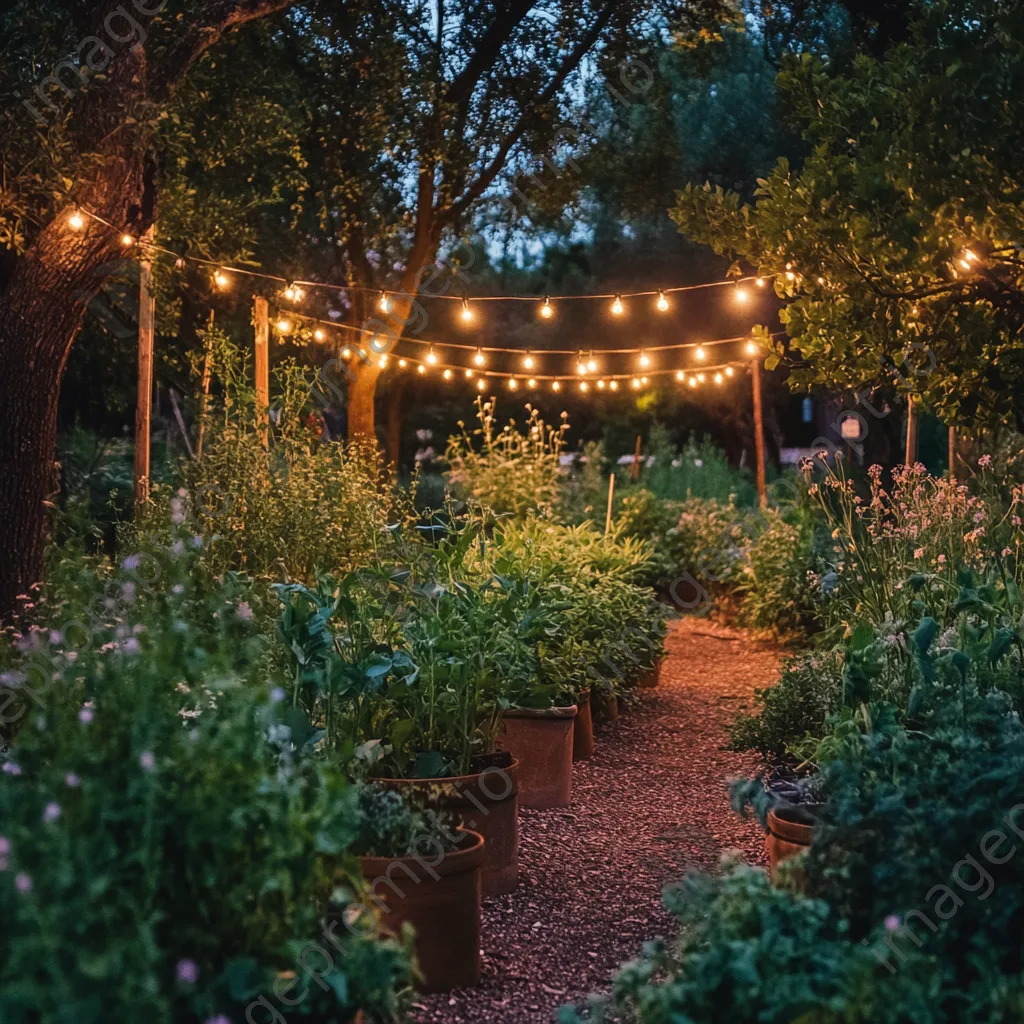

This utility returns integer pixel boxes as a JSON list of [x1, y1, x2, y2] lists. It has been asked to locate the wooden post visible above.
[[253, 296, 270, 448], [631, 434, 642, 482], [751, 358, 767, 507], [948, 426, 957, 481], [905, 395, 919, 467], [195, 312, 215, 461], [605, 472, 616, 534], [134, 242, 156, 510]]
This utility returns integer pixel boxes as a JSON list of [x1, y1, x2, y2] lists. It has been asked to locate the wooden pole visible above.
[[948, 426, 957, 481], [253, 296, 270, 448], [751, 358, 767, 507], [134, 241, 156, 510], [631, 434, 642, 482], [605, 472, 616, 534], [195, 312, 215, 461], [905, 395, 919, 467]]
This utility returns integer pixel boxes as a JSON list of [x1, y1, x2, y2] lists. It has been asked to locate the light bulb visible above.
[[611, 295, 624, 316], [580, 381, 589, 392], [528, 378, 537, 389], [379, 291, 391, 313], [641, 376, 649, 385], [785, 271, 796, 281], [477, 378, 486, 391], [688, 376, 697, 388], [68, 210, 85, 231], [313, 328, 324, 341], [552, 381, 562, 392], [676, 370, 685, 382], [379, 354, 388, 368], [697, 373, 706, 383], [725, 366, 734, 377], [756, 277, 766, 288], [523, 352, 535, 370], [417, 364, 426, 375], [426, 347, 438, 365], [508, 377, 518, 390], [695, 346, 706, 361], [399, 359, 408, 369], [443, 368, 453, 380], [541, 297, 553, 319], [735, 286, 749, 304], [597, 380, 606, 390], [639, 351, 651, 369], [715, 372, 724, 384], [817, 276, 825, 286], [746, 341, 758, 356], [461, 298, 473, 323], [214, 269, 230, 289], [342, 347, 352, 359], [577, 352, 587, 375], [276, 319, 292, 334], [610, 380, 619, 391], [964, 249, 977, 262], [284, 283, 297, 300], [656, 290, 669, 312], [121, 233, 135, 247], [958, 258, 971, 271], [631, 377, 641, 390], [465, 368, 474, 379]]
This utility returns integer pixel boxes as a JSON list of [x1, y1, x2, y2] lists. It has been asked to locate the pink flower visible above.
[[979, 454, 993, 468], [176, 959, 200, 984], [2, 762, 21, 776], [885, 914, 902, 931], [15, 873, 32, 893], [0, 837, 10, 856], [139, 751, 155, 771], [913, 548, 925, 559], [937, 554, 947, 565], [236, 602, 253, 621], [42, 802, 61, 824], [78, 708, 93, 725], [1003, 548, 1013, 557], [65, 773, 80, 788]]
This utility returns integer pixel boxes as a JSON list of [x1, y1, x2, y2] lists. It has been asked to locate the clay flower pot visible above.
[[591, 689, 619, 723], [496, 705, 577, 808], [766, 807, 814, 882], [357, 829, 484, 992], [638, 659, 663, 689], [573, 692, 595, 762], [376, 762, 520, 897]]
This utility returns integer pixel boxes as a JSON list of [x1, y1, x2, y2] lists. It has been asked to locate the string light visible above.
[[714, 372, 724, 384], [426, 346, 439, 365], [313, 328, 324, 341], [964, 249, 978, 263], [639, 350, 651, 369], [656, 290, 669, 312], [477, 378, 486, 391], [580, 381, 589, 392], [398, 358, 408, 368], [342, 346, 352, 359], [597, 379, 606, 390], [540, 296, 553, 319], [528, 378, 538, 389], [577, 351, 587, 375], [695, 346, 706, 361], [641, 376, 649, 385], [675, 370, 686, 382], [688, 376, 697, 388], [552, 381, 562, 392], [631, 377, 641, 389], [734, 284, 749, 304], [474, 348, 486, 367], [214, 269, 230, 289], [464, 368, 474, 379], [68, 210, 85, 231], [610, 380, 619, 391], [587, 351, 598, 373], [121, 233, 135, 247], [276, 318, 292, 334], [697, 372, 706, 383], [756, 277, 765, 288], [379, 354, 388, 368], [443, 368, 453, 380], [745, 340, 758, 356], [284, 282, 305, 301], [523, 351, 535, 370], [611, 295, 624, 316], [725, 366, 734, 377], [379, 291, 391, 313], [508, 377, 518, 390], [461, 298, 473, 323], [417, 364, 426, 375]]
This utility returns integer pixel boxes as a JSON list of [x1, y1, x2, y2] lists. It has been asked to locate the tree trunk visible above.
[[386, 377, 405, 467], [347, 360, 383, 440]]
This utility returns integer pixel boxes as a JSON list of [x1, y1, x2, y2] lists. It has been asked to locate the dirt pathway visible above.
[[415, 617, 784, 1024]]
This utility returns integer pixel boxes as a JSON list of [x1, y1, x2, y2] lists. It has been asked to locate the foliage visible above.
[[351, 786, 459, 859], [0, 550, 409, 1024], [671, 0, 1024, 431], [634, 428, 758, 505], [445, 400, 569, 517]]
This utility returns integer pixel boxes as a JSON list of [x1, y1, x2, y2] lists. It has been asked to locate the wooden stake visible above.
[[605, 472, 616, 535], [134, 242, 156, 510], [751, 358, 767, 507], [253, 296, 270, 448], [195, 312, 215, 461], [905, 395, 919, 467], [948, 426, 957, 481], [631, 434, 642, 482]]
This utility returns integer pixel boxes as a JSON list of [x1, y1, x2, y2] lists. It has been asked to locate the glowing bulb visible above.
[[68, 210, 85, 231], [399, 359, 408, 368], [656, 291, 669, 312], [641, 376, 649, 385], [785, 271, 796, 281], [552, 381, 562, 392], [477, 378, 486, 391], [715, 372, 724, 384], [817, 276, 825, 286], [631, 377, 641, 390], [959, 258, 971, 271], [461, 298, 473, 323], [756, 277, 766, 288], [746, 341, 758, 356], [313, 328, 324, 341], [735, 286, 749, 304], [508, 377, 518, 390], [523, 352, 535, 370], [610, 380, 619, 391], [597, 379, 606, 390], [580, 381, 589, 392], [443, 368, 453, 380], [379, 291, 391, 313], [473, 349, 486, 367], [426, 347, 438, 365], [587, 354, 597, 373], [675, 370, 685, 382], [379, 355, 389, 368], [964, 249, 977, 262], [577, 352, 587, 376], [528, 378, 537, 389], [611, 295, 624, 316], [276, 319, 292, 334], [697, 373, 706, 383], [540, 297, 553, 319], [214, 269, 230, 289], [342, 347, 352, 359], [465, 368, 474, 379], [688, 377, 697, 388], [121, 233, 135, 247], [417, 364, 426, 375], [639, 351, 651, 369], [695, 346, 706, 361], [284, 283, 296, 300], [725, 366, 734, 377]]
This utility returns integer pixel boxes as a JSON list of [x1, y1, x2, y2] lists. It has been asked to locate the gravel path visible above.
[[414, 617, 783, 1024]]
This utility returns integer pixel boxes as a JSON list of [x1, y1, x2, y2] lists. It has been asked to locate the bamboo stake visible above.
[[134, 236, 156, 510], [605, 472, 616, 534], [631, 434, 642, 482], [751, 357, 767, 507], [948, 426, 957, 481], [905, 395, 919, 467], [195, 311, 215, 461], [253, 296, 270, 449]]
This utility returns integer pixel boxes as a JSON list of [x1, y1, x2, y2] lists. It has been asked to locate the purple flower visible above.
[[139, 751, 155, 771], [172, 584, 184, 595], [2, 762, 21, 776], [205, 1017, 231, 1024], [79, 708, 93, 725], [176, 958, 199, 985], [191, 535, 203, 549], [236, 602, 253, 621], [121, 582, 137, 603], [122, 637, 140, 655], [884, 914, 901, 931], [42, 802, 61, 824], [121, 554, 141, 571], [0, 836, 10, 856], [65, 773, 80, 788], [269, 687, 286, 705], [15, 872, 32, 893], [49, 630, 61, 645]]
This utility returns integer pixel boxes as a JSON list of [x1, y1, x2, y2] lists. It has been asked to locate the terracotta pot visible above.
[[376, 763, 519, 897], [766, 807, 814, 882], [638, 660, 663, 689], [496, 705, 577, 808], [573, 693, 595, 761], [591, 689, 619, 723], [357, 830, 484, 993]]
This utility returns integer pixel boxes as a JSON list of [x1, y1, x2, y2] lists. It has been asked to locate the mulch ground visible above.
[[414, 617, 784, 1024]]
